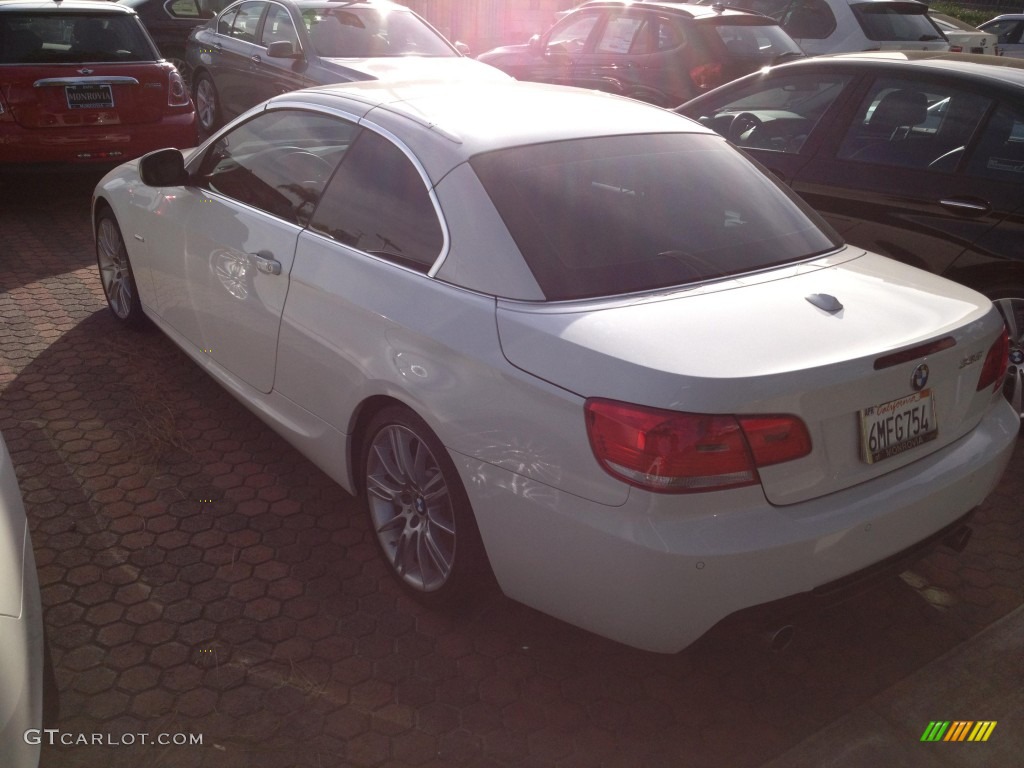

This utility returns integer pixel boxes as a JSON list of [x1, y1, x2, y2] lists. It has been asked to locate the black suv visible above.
[[477, 1, 803, 107]]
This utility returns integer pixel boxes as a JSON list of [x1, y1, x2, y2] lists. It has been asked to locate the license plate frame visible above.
[[65, 84, 114, 110], [859, 389, 938, 464]]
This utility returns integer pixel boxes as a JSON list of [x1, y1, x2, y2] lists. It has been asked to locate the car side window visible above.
[[546, 10, 602, 55], [261, 3, 298, 48], [836, 78, 991, 171], [965, 103, 1024, 182], [195, 110, 357, 225], [309, 130, 444, 271], [167, 0, 203, 19], [982, 19, 1022, 44], [779, 0, 837, 39], [594, 12, 645, 54], [654, 16, 684, 51], [687, 72, 851, 154], [227, 1, 265, 43], [217, 7, 238, 35]]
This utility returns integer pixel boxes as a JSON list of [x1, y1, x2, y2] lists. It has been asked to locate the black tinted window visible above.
[[310, 130, 444, 271], [851, 2, 943, 42], [197, 110, 356, 224], [0, 13, 156, 63], [472, 134, 839, 301], [966, 103, 1024, 182]]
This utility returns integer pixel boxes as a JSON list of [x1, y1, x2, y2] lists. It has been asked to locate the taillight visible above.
[[689, 62, 723, 91], [977, 327, 1009, 393], [585, 399, 811, 494], [168, 69, 190, 108], [949, 45, 964, 53]]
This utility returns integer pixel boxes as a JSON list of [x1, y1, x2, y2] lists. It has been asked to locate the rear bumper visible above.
[[454, 397, 1019, 653], [0, 111, 196, 166]]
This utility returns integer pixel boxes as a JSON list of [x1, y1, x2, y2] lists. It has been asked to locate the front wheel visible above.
[[96, 210, 146, 328], [361, 407, 484, 601]]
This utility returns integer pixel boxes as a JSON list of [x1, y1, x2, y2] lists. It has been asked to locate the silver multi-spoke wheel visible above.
[[993, 297, 1024, 418], [194, 74, 219, 134], [96, 212, 143, 326], [366, 421, 457, 594]]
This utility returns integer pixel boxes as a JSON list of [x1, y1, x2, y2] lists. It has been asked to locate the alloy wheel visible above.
[[96, 216, 134, 320], [365, 423, 456, 594]]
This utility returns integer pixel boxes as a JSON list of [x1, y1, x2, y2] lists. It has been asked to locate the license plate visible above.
[[860, 389, 938, 464], [66, 84, 114, 110]]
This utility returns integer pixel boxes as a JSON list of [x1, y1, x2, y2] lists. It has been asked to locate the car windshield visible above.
[[710, 21, 803, 61], [301, 8, 454, 58], [471, 133, 840, 301], [0, 12, 156, 63], [852, 2, 944, 42]]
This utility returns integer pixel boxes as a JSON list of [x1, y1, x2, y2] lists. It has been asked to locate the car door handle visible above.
[[251, 54, 262, 64], [939, 198, 990, 214], [252, 251, 281, 275]]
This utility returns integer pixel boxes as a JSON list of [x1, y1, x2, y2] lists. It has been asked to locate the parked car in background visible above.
[[185, 0, 502, 133], [0, 0, 196, 169], [692, 0, 948, 55], [118, 0, 215, 85], [477, 1, 803, 107], [0, 431, 48, 768], [929, 11, 994, 56], [93, 78, 1017, 652], [678, 52, 1024, 415], [979, 14, 1024, 59]]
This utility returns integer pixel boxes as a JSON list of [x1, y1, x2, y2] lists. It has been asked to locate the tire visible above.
[[193, 72, 220, 134], [95, 210, 147, 328], [985, 286, 1024, 419], [361, 406, 485, 602]]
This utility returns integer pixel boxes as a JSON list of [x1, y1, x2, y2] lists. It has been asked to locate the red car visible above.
[[0, 0, 195, 168]]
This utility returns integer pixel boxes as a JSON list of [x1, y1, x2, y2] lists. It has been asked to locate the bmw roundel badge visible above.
[[911, 363, 929, 391]]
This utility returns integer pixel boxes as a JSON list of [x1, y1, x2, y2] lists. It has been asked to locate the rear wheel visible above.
[[194, 72, 220, 134], [990, 293, 1024, 418], [361, 407, 484, 601], [96, 210, 146, 328]]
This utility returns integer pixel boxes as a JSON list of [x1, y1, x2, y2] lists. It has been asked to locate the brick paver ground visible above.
[[1, 171, 1021, 768]]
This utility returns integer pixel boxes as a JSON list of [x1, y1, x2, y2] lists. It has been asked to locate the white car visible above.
[[92, 79, 1018, 653], [929, 12, 995, 56], [0, 432, 45, 768], [777, 0, 949, 55]]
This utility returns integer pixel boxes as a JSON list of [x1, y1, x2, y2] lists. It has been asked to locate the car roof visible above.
[[267, 79, 708, 178], [760, 50, 1024, 88], [0, 0, 136, 12], [577, 1, 777, 21]]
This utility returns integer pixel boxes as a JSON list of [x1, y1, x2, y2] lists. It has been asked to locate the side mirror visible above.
[[454, 41, 471, 56], [139, 148, 189, 187], [528, 34, 542, 53], [266, 40, 299, 58]]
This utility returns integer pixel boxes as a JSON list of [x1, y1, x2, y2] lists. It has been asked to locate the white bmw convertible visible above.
[[92, 79, 1019, 652]]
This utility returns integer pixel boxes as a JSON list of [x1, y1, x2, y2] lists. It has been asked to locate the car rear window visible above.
[[0, 13, 156, 64], [851, 2, 944, 42], [471, 133, 840, 301]]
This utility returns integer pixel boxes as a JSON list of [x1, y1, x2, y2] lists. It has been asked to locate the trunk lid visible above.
[[2, 63, 171, 127], [496, 250, 1003, 506]]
